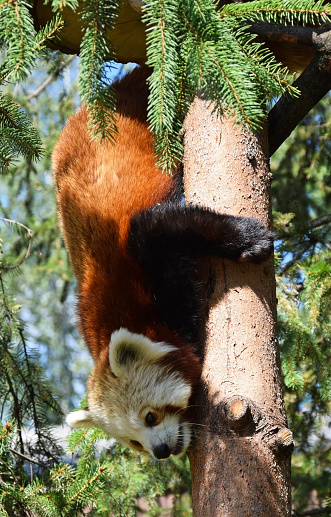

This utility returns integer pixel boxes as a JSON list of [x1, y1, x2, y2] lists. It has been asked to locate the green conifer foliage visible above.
[[272, 95, 331, 510], [0, 95, 43, 173], [78, 0, 120, 141], [2, 0, 331, 171], [0, 423, 192, 516], [0, 1, 65, 171], [143, 0, 330, 170], [1, 1, 331, 515]]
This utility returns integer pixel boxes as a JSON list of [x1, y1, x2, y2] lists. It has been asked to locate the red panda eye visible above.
[[145, 412, 157, 426], [130, 440, 142, 448]]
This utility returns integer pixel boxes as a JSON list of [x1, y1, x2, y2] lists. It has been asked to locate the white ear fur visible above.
[[66, 409, 95, 429], [109, 328, 177, 378]]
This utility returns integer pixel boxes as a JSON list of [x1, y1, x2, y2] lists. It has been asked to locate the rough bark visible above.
[[183, 100, 292, 516]]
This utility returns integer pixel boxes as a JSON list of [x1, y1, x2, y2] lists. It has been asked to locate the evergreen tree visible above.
[[271, 94, 331, 512], [1, 1, 331, 515]]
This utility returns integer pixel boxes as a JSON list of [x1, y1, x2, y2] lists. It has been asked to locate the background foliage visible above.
[[0, 1, 331, 516], [272, 96, 331, 512]]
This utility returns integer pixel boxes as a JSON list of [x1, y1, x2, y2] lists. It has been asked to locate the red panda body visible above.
[[53, 66, 274, 459], [53, 68, 176, 356]]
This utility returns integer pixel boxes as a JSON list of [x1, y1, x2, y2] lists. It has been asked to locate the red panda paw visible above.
[[236, 218, 274, 264]]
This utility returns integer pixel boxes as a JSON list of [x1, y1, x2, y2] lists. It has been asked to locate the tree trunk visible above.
[[183, 99, 293, 516]]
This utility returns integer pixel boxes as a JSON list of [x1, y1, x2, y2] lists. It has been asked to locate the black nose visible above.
[[153, 444, 171, 459]]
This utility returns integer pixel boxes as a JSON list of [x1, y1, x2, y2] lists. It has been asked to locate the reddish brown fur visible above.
[[53, 66, 202, 386]]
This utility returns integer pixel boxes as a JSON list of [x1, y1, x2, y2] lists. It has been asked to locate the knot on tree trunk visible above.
[[220, 396, 293, 455], [267, 427, 294, 456], [223, 396, 253, 431]]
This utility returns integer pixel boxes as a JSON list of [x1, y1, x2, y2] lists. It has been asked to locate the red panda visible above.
[[52, 66, 273, 460]]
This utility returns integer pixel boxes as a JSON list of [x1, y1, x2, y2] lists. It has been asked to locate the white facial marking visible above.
[[66, 328, 193, 458]]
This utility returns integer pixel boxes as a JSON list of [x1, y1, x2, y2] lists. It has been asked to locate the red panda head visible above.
[[66, 328, 201, 459]]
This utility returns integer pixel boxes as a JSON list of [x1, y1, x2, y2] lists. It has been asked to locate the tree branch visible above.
[[292, 506, 331, 516], [9, 448, 48, 469], [265, 24, 331, 156], [309, 213, 331, 229], [249, 22, 331, 50], [27, 55, 76, 101]]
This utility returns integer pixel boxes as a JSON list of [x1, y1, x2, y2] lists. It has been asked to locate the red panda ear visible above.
[[66, 408, 95, 429], [109, 328, 177, 378]]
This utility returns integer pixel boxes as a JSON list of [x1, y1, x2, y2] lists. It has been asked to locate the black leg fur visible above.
[[128, 202, 274, 342]]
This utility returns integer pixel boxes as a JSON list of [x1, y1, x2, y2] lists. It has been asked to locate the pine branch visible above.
[[79, 0, 120, 141], [2, 365, 26, 466], [141, 0, 331, 170], [144, 0, 183, 172], [34, 17, 65, 52], [278, 240, 313, 274], [9, 448, 48, 469], [0, 95, 43, 172], [310, 213, 331, 229], [0, 4, 64, 82], [61, 466, 108, 508], [0, 218, 33, 270], [23, 466, 69, 499], [220, 1, 331, 25], [0, 272, 63, 472]]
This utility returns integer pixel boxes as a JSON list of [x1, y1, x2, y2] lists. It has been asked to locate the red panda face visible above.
[[66, 329, 194, 459]]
